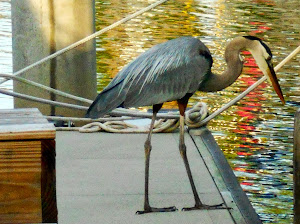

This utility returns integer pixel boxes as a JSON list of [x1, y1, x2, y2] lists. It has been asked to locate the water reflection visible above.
[[94, 0, 299, 223], [0, 0, 12, 108]]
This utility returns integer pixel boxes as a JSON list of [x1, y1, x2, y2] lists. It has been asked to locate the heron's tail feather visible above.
[[86, 83, 127, 119]]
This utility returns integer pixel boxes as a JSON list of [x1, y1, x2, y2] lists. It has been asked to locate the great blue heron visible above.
[[86, 36, 285, 214]]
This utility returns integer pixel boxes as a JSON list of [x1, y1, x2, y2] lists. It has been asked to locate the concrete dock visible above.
[[56, 128, 261, 224]]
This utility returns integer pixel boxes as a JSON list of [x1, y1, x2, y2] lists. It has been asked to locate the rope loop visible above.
[[185, 102, 208, 128], [78, 102, 208, 133]]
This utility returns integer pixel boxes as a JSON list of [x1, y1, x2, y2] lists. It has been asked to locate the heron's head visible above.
[[243, 36, 285, 104]]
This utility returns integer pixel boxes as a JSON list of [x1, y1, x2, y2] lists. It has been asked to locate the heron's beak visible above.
[[265, 60, 285, 104]]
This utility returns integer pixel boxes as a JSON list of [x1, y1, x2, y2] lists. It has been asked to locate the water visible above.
[[0, 0, 12, 108], [1, 0, 299, 223]]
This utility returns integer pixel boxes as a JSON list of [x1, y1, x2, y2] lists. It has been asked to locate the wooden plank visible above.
[[0, 117, 49, 125], [0, 128, 55, 141], [0, 109, 55, 140], [0, 141, 42, 223], [0, 108, 41, 115], [0, 108, 45, 122], [294, 109, 300, 224]]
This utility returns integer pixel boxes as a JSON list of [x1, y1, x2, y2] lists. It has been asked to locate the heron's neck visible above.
[[199, 39, 245, 92]]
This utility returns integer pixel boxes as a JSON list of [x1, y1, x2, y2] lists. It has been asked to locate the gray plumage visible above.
[[86, 37, 212, 118]]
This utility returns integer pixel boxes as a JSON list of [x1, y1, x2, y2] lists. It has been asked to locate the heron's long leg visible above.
[[143, 110, 156, 210], [177, 103, 203, 207], [177, 101, 228, 211], [136, 104, 177, 215]]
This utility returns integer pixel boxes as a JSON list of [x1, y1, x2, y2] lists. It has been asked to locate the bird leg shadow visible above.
[[182, 202, 231, 211], [136, 206, 178, 215]]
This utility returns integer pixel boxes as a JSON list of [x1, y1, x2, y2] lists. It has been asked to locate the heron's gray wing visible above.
[[86, 36, 212, 118], [121, 37, 213, 107]]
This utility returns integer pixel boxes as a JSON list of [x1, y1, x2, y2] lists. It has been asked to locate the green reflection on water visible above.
[[95, 0, 299, 223]]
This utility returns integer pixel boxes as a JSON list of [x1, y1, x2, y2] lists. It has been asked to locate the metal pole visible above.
[[294, 109, 300, 224]]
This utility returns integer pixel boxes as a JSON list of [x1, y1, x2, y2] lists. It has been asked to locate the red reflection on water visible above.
[[252, 0, 276, 6], [241, 182, 254, 186], [241, 137, 259, 144], [248, 21, 272, 36], [234, 167, 256, 173], [249, 21, 265, 25], [258, 26, 271, 30], [239, 123, 256, 130], [237, 152, 253, 156], [244, 56, 257, 67]]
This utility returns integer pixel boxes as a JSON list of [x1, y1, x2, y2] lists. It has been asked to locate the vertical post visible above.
[[294, 109, 300, 224], [12, 0, 96, 117]]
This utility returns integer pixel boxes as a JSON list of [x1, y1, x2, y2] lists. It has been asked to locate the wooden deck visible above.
[[56, 127, 261, 224]]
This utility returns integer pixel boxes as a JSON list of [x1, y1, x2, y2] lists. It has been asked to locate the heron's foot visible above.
[[136, 206, 177, 215], [182, 203, 231, 211]]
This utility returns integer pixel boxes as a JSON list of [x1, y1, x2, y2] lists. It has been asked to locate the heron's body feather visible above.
[[87, 37, 212, 118]]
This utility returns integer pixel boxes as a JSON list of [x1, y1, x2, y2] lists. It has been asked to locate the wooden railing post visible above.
[[0, 108, 57, 223], [294, 109, 300, 224]]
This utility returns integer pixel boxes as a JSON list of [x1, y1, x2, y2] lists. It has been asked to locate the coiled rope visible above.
[[76, 102, 208, 133]]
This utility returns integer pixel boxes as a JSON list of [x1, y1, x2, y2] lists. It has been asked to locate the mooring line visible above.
[[0, 73, 92, 104], [0, 88, 88, 111], [0, 0, 169, 86]]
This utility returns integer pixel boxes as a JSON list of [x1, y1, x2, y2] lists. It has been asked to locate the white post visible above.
[[12, 0, 96, 117]]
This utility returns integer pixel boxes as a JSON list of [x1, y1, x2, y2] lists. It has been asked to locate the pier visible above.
[[0, 108, 261, 223], [55, 127, 261, 223]]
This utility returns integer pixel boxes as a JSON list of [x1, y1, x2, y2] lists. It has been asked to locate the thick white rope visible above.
[[77, 103, 208, 133], [0, 0, 169, 86], [48, 102, 207, 132], [0, 87, 182, 119], [45, 115, 138, 122], [0, 88, 88, 110], [0, 73, 92, 104], [77, 119, 178, 133]]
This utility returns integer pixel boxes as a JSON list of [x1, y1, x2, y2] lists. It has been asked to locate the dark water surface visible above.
[[1, 0, 300, 223]]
